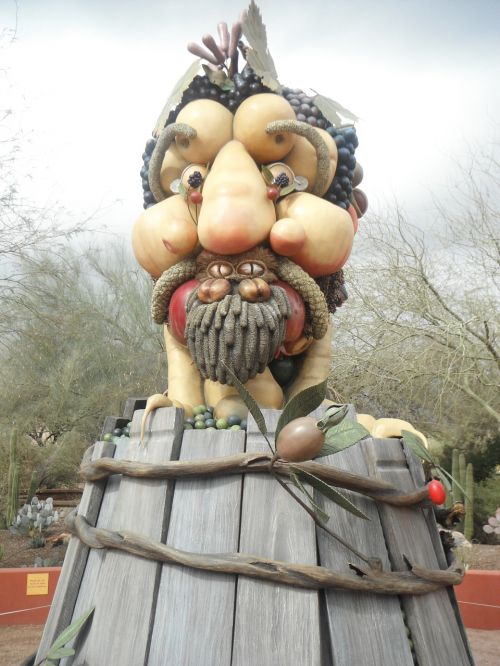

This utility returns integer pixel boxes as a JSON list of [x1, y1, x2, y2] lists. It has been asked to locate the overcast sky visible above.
[[2, 0, 500, 241]]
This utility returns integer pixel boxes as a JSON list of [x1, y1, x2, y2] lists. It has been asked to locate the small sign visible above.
[[26, 573, 49, 596]]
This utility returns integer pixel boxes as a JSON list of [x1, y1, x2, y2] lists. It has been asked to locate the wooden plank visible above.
[[122, 397, 147, 421], [63, 435, 132, 665], [148, 428, 245, 666], [35, 440, 115, 664], [73, 407, 184, 666], [363, 437, 472, 666], [315, 421, 413, 665], [403, 442, 475, 664], [232, 410, 321, 666]]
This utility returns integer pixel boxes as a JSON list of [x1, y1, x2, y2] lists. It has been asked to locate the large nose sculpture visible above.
[[197, 140, 276, 255]]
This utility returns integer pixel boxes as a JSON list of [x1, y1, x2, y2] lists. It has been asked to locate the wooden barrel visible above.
[[34, 401, 473, 665]]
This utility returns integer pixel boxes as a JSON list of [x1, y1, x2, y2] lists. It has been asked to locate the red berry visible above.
[[189, 191, 203, 205], [428, 479, 446, 505], [266, 185, 279, 200]]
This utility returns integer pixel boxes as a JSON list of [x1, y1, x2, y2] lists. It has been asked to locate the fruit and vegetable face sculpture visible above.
[[132, 3, 368, 416]]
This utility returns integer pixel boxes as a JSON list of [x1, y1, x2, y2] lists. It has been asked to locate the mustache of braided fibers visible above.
[[185, 285, 291, 385]]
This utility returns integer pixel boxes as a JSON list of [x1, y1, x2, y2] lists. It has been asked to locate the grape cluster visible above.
[[140, 69, 359, 216], [187, 170, 203, 188], [281, 86, 358, 210], [140, 136, 158, 209], [281, 87, 328, 129], [140, 67, 271, 207], [324, 126, 358, 210], [274, 172, 290, 188]]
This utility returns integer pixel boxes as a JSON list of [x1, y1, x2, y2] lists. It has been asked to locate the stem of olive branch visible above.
[[270, 465, 373, 566]]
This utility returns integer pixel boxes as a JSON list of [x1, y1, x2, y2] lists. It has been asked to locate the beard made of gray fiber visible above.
[[185, 285, 291, 385]]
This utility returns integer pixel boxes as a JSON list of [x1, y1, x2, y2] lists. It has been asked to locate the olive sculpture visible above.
[[276, 417, 325, 462]]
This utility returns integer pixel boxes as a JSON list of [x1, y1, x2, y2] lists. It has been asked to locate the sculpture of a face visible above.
[[132, 35, 366, 412]]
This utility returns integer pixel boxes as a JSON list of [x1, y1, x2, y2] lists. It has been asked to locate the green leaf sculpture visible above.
[[222, 362, 268, 437], [44, 606, 94, 663], [294, 468, 369, 520], [275, 379, 327, 441], [317, 419, 370, 458]]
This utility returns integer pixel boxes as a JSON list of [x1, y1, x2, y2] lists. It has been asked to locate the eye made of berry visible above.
[[261, 162, 308, 201], [170, 164, 208, 203], [236, 261, 266, 277], [207, 261, 234, 278]]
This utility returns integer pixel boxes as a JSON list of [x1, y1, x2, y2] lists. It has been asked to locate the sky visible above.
[[1, 0, 500, 242]]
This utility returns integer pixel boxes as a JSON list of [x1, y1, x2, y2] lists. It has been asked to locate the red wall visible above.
[[0, 567, 61, 625], [455, 570, 500, 630], [1, 567, 498, 629]]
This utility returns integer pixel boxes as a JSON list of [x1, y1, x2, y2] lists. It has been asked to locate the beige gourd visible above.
[[276, 193, 354, 277], [197, 140, 276, 255], [175, 99, 233, 164], [233, 93, 297, 163], [132, 195, 198, 279], [286, 324, 332, 401], [370, 418, 429, 448], [159, 144, 188, 196], [283, 128, 338, 195]]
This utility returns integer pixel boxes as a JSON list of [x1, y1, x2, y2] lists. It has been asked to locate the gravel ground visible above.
[[0, 625, 499, 665]]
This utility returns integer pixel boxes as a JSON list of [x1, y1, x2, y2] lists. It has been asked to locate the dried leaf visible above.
[[276, 379, 327, 441], [294, 468, 369, 520], [313, 93, 359, 128], [242, 1, 278, 78], [203, 65, 235, 90], [222, 362, 268, 436], [153, 59, 201, 137], [242, 1, 280, 90]]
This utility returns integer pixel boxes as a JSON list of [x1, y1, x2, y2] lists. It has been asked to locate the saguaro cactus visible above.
[[459, 452, 467, 497], [5, 429, 20, 527], [452, 449, 463, 504], [27, 470, 39, 505], [464, 463, 475, 542]]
